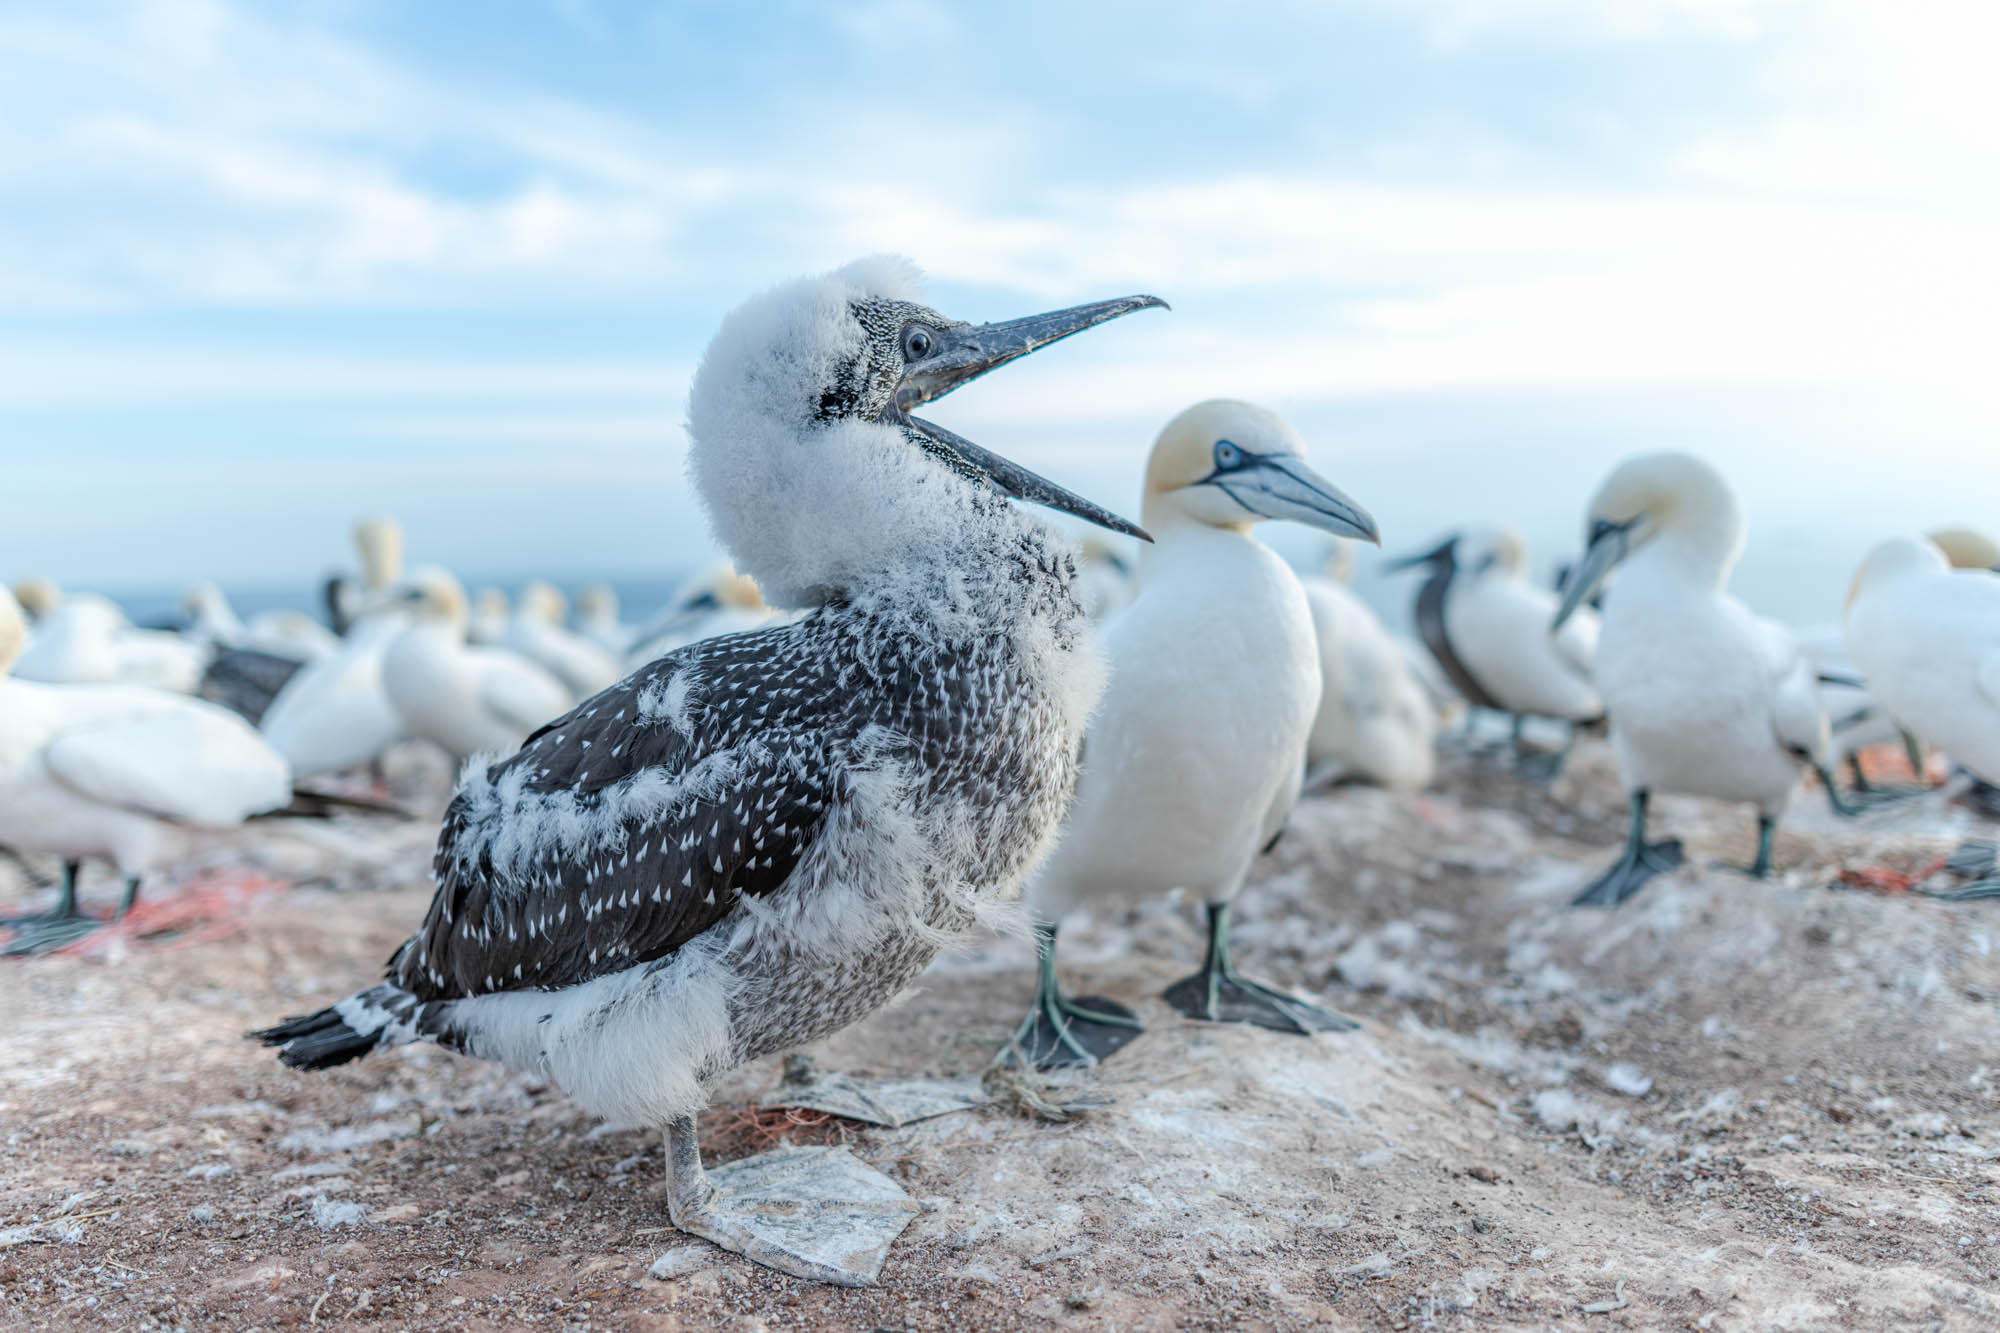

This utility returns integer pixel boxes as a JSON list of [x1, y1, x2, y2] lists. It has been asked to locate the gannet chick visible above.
[[1016, 399, 1379, 1068], [381, 569, 572, 763], [503, 581, 620, 700], [1391, 527, 1601, 774], [256, 257, 1163, 1285], [0, 588, 293, 953], [1300, 546, 1437, 791], [1846, 538, 2000, 861], [1554, 452, 1854, 906]]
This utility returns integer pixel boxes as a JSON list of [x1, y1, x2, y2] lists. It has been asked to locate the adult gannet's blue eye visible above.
[[1213, 440, 1243, 470], [900, 325, 936, 361]]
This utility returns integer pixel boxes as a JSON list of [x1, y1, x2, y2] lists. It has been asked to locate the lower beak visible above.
[[1214, 456, 1380, 544], [896, 412, 1152, 542], [1552, 527, 1627, 631]]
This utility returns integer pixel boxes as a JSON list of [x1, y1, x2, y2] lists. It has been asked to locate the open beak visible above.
[[1210, 454, 1380, 544], [1383, 536, 1458, 573], [886, 295, 1167, 541], [1552, 519, 1632, 631]]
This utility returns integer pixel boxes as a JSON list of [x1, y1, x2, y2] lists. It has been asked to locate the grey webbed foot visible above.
[[1571, 838, 1683, 907], [1162, 902, 1359, 1035], [1003, 923, 1142, 1070]]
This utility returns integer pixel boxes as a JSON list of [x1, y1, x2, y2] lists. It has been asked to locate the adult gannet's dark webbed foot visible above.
[[1962, 777, 2000, 821], [1004, 923, 1142, 1070], [1572, 791, 1683, 908], [1816, 763, 1911, 817], [1162, 903, 1359, 1034], [660, 1116, 917, 1287], [1, 860, 106, 955], [1711, 814, 1776, 879]]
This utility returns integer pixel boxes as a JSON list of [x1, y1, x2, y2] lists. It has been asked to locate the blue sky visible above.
[[3, 0, 1996, 623]]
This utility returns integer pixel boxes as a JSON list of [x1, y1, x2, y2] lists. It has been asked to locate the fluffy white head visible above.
[[0, 586, 25, 675], [686, 256, 1041, 611], [1584, 451, 1743, 584]]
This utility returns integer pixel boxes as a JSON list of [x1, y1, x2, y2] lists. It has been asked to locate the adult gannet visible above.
[[1928, 528, 2000, 574], [260, 521, 411, 778], [1300, 547, 1437, 791], [505, 581, 621, 699], [380, 568, 573, 763], [0, 588, 293, 952], [1554, 452, 1856, 905], [624, 563, 775, 665], [257, 257, 1163, 1285], [1392, 527, 1601, 768], [1845, 537, 2000, 812], [1013, 399, 1379, 1068], [11, 592, 206, 693], [574, 584, 635, 657], [467, 586, 511, 645], [11, 578, 60, 624], [1075, 533, 1136, 620]]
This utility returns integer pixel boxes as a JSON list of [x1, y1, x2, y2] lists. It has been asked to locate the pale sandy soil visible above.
[[3, 739, 1999, 1331]]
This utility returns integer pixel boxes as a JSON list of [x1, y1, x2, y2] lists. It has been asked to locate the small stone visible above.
[[1467, 1165, 1502, 1183], [648, 1246, 710, 1281]]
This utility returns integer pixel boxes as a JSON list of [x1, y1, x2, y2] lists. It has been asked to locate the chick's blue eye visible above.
[[901, 325, 936, 360], [1213, 440, 1242, 469]]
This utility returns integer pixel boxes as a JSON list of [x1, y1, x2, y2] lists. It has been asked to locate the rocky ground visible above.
[[4, 739, 2000, 1331]]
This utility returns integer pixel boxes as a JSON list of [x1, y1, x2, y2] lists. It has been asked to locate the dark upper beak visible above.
[[1552, 518, 1631, 631], [885, 294, 1167, 541], [1384, 536, 1458, 573], [894, 295, 1168, 413]]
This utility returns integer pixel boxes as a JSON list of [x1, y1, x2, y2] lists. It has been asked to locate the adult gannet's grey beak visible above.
[[1552, 517, 1633, 630], [1383, 536, 1458, 572], [887, 294, 1168, 542], [1208, 453, 1381, 544]]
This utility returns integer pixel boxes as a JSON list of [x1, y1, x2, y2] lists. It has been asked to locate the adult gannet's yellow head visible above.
[[1927, 527, 2000, 573], [1141, 399, 1379, 542]]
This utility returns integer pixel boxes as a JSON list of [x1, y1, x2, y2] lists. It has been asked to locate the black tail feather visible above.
[[251, 1006, 377, 1070]]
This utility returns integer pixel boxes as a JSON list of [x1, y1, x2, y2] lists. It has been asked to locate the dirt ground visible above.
[[4, 738, 2000, 1331]]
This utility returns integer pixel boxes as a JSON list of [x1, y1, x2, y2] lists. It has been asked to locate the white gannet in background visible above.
[[380, 569, 573, 763], [504, 580, 621, 700], [1300, 543, 1437, 791], [260, 520, 411, 779], [1014, 399, 1379, 1069], [181, 584, 344, 725], [1391, 527, 1602, 774], [257, 258, 1164, 1286], [1928, 527, 2000, 575], [467, 586, 511, 645], [573, 583, 635, 657], [1846, 537, 2000, 872], [1075, 533, 1137, 620], [624, 563, 775, 666], [1553, 452, 1863, 906], [0, 588, 294, 953], [322, 516, 408, 636], [11, 592, 206, 693]]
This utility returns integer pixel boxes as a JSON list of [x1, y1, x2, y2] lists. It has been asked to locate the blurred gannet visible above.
[[382, 570, 573, 763], [12, 592, 205, 692], [0, 588, 293, 952], [1075, 533, 1136, 620], [260, 522, 411, 778], [1015, 399, 1379, 1068], [574, 583, 635, 657], [1301, 546, 1437, 791], [257, 258, 1163, 1285], [625, 563, 775, 665], [12, 577, 60, 623], [468, 586, 511, 645], [1928, 528, 2000, 574], [1554, 452, 1856, 906], [1846, 538, 2000, 837], [1392, 527, 1601, 771], [505, 581, 621, 699]]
